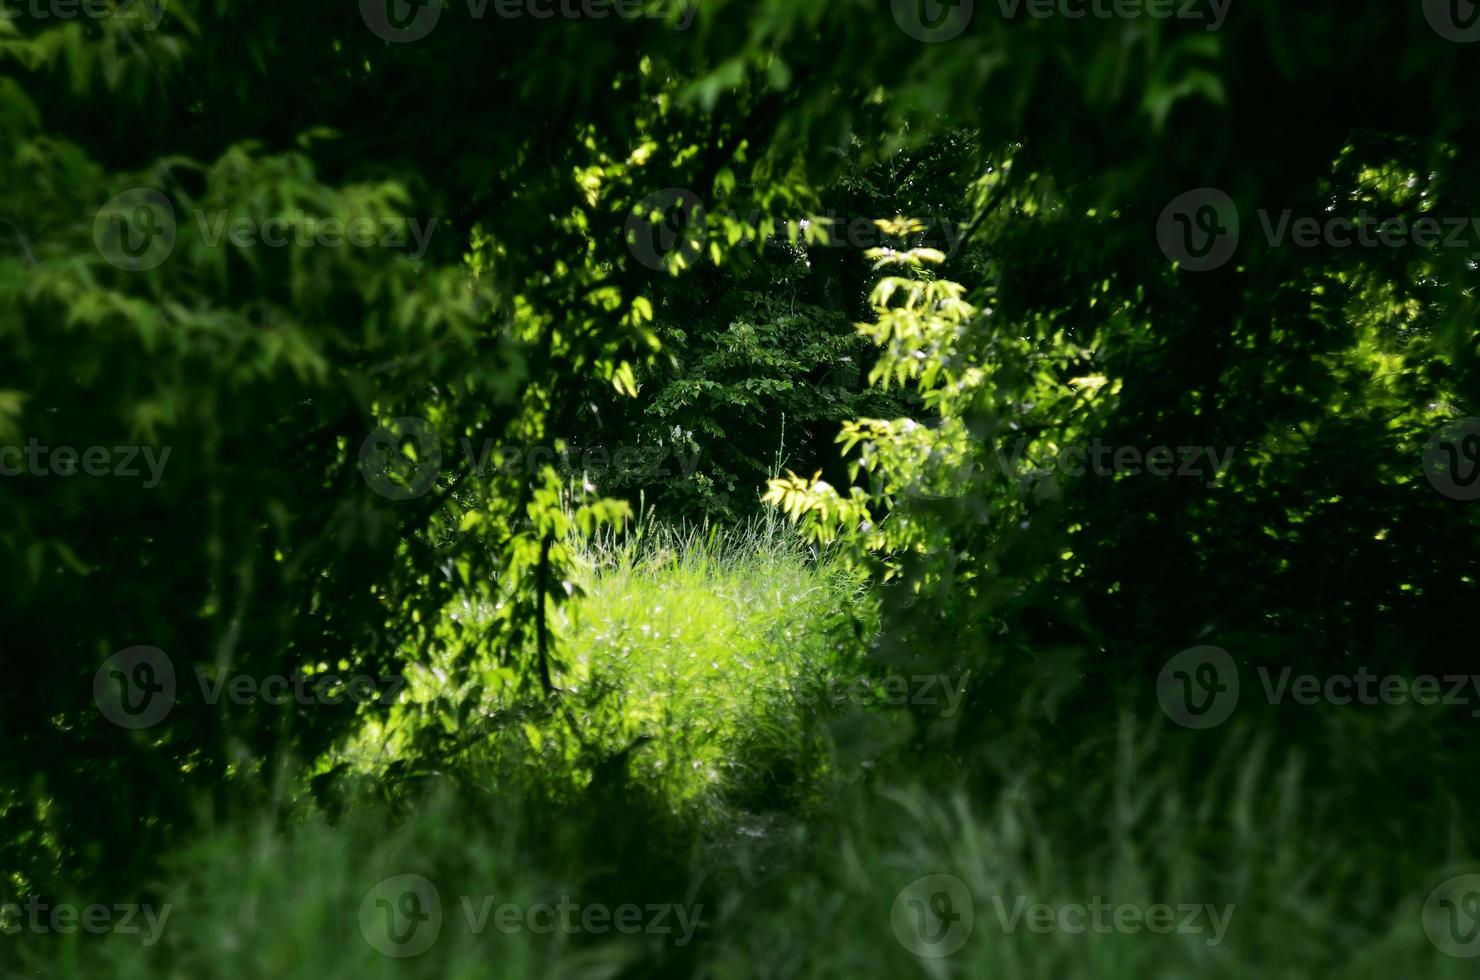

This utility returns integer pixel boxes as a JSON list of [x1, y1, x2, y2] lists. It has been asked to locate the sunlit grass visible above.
[[555, 514, 877, 826]]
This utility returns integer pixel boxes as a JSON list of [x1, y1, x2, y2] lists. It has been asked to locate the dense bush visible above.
[[571, 137, 984, 519]]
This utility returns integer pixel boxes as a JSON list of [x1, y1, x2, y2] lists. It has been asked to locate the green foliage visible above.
[[572, 140, 983, 520], [333, 516, 877, 830], [0, 0, 811, 892], [20, 521, 882, 979], [6, 0, 1480, 973]]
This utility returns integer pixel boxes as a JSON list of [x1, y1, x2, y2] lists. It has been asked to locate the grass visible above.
[[20, 517, 877, 979], [556, 515, 878, 826], [15, 519, 1472, 978], [700, 718, 1473, 979]]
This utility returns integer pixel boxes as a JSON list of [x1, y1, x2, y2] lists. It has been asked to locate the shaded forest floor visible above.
[[22, 523, 1477, 978]]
